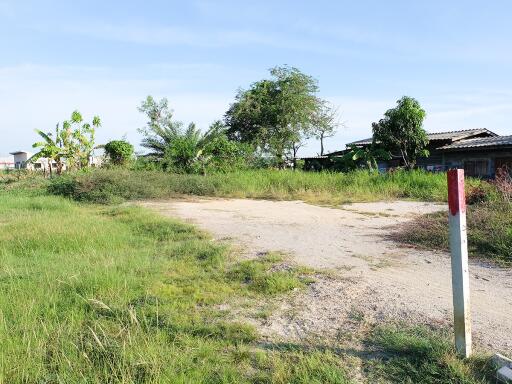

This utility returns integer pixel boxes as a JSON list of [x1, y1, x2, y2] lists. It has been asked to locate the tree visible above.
[[138, 96, 184, 159], [104, 140, 134, 166], [372, 96, 428, 169], [312, 101, 340, 156], [225, 66, 322, 166], [65, 111, 101, 169]]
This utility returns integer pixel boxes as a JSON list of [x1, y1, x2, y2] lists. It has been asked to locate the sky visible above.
[[1, 0, 511, 156]]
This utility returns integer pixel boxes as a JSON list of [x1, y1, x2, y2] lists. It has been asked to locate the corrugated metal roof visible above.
[[346, 128, 497, 147], [428, 128, 497, 141], [440, 135, 512, 150]]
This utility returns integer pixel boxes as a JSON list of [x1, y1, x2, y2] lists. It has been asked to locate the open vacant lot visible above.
[[143, 198, 512, 353]]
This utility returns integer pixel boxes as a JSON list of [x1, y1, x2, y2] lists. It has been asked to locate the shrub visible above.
[[104, 140, 134, 166]]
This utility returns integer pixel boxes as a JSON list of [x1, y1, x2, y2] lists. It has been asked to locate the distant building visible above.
[[303, 129, 512, 178], [0, 155, 14, 170], [9, 151, 58, 171], [6, 150, 104, 172]]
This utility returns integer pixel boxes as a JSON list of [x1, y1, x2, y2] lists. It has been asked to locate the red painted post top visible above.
[[447, 169, 466, 216]]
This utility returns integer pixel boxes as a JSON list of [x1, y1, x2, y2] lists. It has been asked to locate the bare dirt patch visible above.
[[141, 198, 512, 354]]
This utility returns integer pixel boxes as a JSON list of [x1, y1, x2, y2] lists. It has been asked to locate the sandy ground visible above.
[[141, 198, 512, 354]]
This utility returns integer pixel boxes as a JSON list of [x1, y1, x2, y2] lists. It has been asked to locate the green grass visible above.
[[0, 189, 497, 382], [366, 325, 495, 384], [392, 201, 512, 265], [45, 168, 470, 205], [0, 190, 349, 383]]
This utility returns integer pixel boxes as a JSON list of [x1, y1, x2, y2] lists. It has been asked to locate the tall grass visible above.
[[47, 168, 468, 204], [0, 190, 348, 383], [392, 200, 512, 265]]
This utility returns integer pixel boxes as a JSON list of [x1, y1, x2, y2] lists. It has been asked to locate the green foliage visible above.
[[0, 191, 351, 383], [65, 110, 101, 169], [372, 96, 428, 169], [31, 110, 101, 173], [138, 98, 251, 173], [162, 131, 202, 173], [30, 125, 66, 175], [367, 325, 494, 383], [47, 168, 458, 205], [104, 140, 134, 166], [343, 144, 391, 172], [137, 96, 185, 159], [225, 65, 327, 164], [201, 135, 254, 173]]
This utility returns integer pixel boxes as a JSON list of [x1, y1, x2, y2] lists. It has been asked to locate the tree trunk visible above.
[[320, 132, 325, 156]]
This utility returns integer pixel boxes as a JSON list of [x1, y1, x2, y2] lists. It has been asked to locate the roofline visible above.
[[9, 151, 29, 155], [346, 128, 499, 147], [440, 144, 512, 152]]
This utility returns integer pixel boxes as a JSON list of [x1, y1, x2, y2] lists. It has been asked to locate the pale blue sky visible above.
[[1, 0, 511, 156]]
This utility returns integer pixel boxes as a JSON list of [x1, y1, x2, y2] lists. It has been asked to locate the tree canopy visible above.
[[104, 140, 134, 166], [224, 66, 335, 165], [372, 96, 428, 169]]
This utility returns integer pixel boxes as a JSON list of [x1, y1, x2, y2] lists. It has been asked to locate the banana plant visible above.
[[344, 144, 391, 172], [30, 110, 101, 174], [30, 124, 66, 176]]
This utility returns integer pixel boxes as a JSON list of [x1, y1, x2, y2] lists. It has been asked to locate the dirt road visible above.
[[141, 198, 512, 353]]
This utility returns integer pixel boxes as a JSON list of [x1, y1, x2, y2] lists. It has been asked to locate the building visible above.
[[303, 129, 512, 178], [0, 155, 14, 170], [6, 150, 103, 172], [9, 151, 59, 171]]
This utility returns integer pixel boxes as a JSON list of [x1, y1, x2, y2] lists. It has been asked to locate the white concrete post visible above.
[[447, 169, 472, 358]]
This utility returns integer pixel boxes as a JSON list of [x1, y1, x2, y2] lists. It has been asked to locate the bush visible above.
[[104, 140, 134, 166]]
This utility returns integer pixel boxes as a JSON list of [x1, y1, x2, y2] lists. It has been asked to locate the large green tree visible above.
[[372, 96, 428, 169], [224, 66, 325, 166]]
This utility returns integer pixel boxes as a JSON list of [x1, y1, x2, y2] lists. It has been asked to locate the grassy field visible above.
[[0, 189, 495, 383], [44, 168, 466, 205]]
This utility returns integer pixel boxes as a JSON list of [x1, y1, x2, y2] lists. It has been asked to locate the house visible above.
[[7, 150, 103, 172], [303, 128, 512, 178], [0, 155, 14, 170], [9, 151, 59, 171]]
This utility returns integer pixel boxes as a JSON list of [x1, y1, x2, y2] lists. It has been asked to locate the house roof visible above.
[[440, 135, 512, 151], [9, 151, 29, 155], [346, 128, 497, 147]]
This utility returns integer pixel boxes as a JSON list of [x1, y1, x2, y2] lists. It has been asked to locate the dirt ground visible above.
[[141, 198, 512, 354]]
